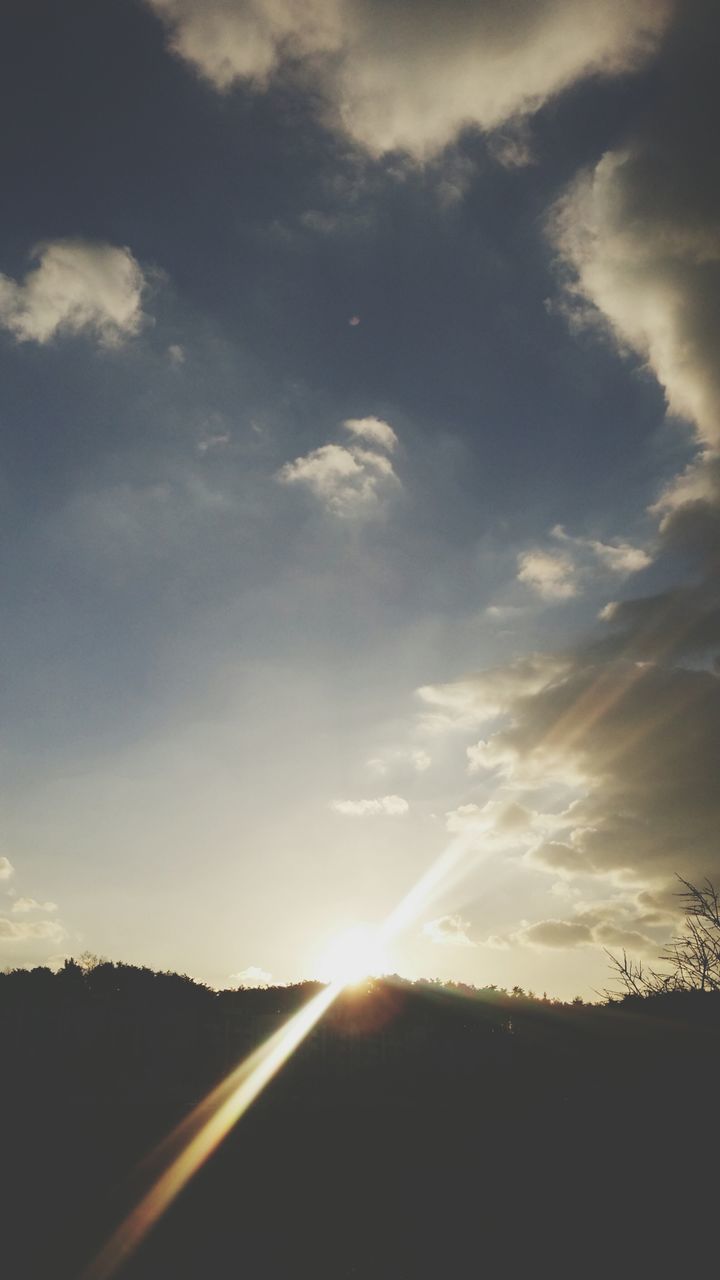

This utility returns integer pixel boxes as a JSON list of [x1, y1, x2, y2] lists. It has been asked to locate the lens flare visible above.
[[316, 923, 388, 985], [80, 980, 340, 1280]]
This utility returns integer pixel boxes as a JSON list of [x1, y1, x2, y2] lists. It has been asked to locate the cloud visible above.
[[11, 898, 58, 914], [366, 747, 431, 776], [552, 525, 651, 576], [228, 965, 273, 988], [0, 857, 14, 881], [276, 418, 400, 515], [341, 416, 398, 452], [0, 918, 65, 943], [551, 160, 720, 454], [146, 0, 344, 90], [517, 549, 578, 601], [0, 240, 145, 346], [516, 527, 650, 603], [379, 3, 720, 945], [516, 919, 593, 949], [454, 651, 720, 891], [331, 794, 409, 816], [146, 0, 670, 158], [197, 432, 231, 455], [418, 653, 569, 732], [514, 896, 662, 952], [423, 914, 474, 948]]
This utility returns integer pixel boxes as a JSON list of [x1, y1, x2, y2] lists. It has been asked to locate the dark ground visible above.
[[3, 966, 717, 1278]]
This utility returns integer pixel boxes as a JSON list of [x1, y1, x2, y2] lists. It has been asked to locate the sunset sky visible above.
[[2, 0, 719, 998]]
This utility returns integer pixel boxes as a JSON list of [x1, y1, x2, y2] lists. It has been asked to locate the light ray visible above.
[[80, 980, 340, 1280], [381, 833, 480, 942]]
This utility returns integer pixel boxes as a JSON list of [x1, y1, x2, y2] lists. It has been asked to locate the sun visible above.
[[317, 924, 389, 987]]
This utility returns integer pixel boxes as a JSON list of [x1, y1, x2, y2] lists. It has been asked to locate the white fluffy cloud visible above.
[[146, 0, 344, 90], [0, 856, 14, 881], [517, 527, 650, 602], [227, 965, 273, 987], [331, 794, 409, 817], [0, 240, 146, 346], [517, 549, 578, 601], [276, 417, 399, 515], [423, 914, 474, 948], [341, 415, 398, 452], [145, 0, 670, 158]]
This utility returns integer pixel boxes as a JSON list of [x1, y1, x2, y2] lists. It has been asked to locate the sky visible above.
[[1, 0, 719, 999]]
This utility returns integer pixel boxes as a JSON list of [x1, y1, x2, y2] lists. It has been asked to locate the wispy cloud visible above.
[[331, 795, 409, 817], [0, 918, 65, 943], [11, 898, 58, 914]]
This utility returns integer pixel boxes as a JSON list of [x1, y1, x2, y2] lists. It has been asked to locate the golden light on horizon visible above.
[[314, 923, 390, 986]]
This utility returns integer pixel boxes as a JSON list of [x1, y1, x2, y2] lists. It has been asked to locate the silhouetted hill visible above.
[[2, 959, 718, 1278]]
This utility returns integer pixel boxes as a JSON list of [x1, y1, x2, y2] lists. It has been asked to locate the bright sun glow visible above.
[[316, 924, 388, 986]]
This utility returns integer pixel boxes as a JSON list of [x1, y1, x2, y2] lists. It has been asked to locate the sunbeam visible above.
[[80, 980, 340, 1280]]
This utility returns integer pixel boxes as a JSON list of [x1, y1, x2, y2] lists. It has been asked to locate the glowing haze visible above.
[[1, 1, 718, 998]]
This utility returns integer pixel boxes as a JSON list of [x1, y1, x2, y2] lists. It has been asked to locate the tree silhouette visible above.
[[607, 877, 720, 996]]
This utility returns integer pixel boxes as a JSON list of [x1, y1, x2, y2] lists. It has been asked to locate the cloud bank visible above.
[[146, 0, 671, 158]]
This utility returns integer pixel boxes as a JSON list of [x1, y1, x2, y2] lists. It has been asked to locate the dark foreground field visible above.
[[3, 965, 718, 1278]]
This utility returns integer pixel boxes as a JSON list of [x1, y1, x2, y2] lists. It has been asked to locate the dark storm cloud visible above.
[[418, 3, 720, 920]]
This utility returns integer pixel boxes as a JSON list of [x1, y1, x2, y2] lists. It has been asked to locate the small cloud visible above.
[[485, 604, 526, 621], [168, 343, 185, 365], [276, 419, 400, 517], [11, 898, 58, 914], [331, 795, 409, 817], [197, 433, 231, 455], [0, 239, 146, 346], [517, 549, 578, 601], [227, 966, 273, 989], [550, 880, 581, 900], [551, 525, 651, 576], [411, 749, 432, 773], [366, 747, 431, 777], [423, 915, 475, 948], [348, 315, 361, 326], [0, 856, 14, 881], [341, 416, 398, 453], [516, 528, 651, 605], [515, 919, 593, 949]]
